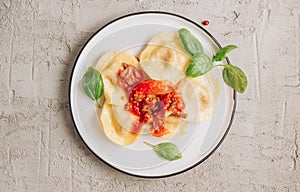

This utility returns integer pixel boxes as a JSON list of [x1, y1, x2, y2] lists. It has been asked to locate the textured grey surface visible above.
[[1, 0, 300, 191]]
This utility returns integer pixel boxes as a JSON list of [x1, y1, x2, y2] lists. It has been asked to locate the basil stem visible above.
[[82, 66, 104, 107], [144, 141, 182, 161]]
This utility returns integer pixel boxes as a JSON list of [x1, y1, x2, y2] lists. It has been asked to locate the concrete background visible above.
[[0, 0, 299, 191]]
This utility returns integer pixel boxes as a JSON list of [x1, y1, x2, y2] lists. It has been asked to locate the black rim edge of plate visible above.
[[69, 10, 237, 179]]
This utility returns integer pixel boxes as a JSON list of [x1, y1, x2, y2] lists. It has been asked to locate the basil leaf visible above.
[[82, 66, 104, 105], [144, 142, 182, 161], [186, 53, 213, 78], [213, 45, 238, 62], [179, 28, 204, 56], [222, 64, 248, 93]]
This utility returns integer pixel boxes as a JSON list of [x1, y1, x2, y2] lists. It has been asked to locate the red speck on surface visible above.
[[202, 20, 209, 26]]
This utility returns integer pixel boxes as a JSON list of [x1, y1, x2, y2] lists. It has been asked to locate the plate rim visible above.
[[69, 11, 237, 178]]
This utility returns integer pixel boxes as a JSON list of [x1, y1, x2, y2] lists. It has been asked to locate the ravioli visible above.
[[96, 51, 139, 104], [181, 76, 212, 122], [161, 116, 188, 139], [100, 102, 139, 145], [140, 32, 191, 73]]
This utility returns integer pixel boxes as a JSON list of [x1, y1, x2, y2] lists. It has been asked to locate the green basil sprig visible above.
[[178, 28, 248, 93], [144, 141, 182, 161], [82, 66, 104, 107]]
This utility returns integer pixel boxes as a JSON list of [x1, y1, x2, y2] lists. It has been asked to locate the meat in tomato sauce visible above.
[[117, 63, 146, 95], [117, 63, 187, 137]]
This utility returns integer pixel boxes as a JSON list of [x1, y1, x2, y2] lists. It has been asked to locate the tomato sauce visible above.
[[117, 64, 187, 137]]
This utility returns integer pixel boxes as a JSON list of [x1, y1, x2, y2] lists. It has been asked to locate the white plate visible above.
[[69, 11, 236, 178]]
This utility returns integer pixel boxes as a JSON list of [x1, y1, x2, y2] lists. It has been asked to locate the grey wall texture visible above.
[[0, 0, 299, 191]]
